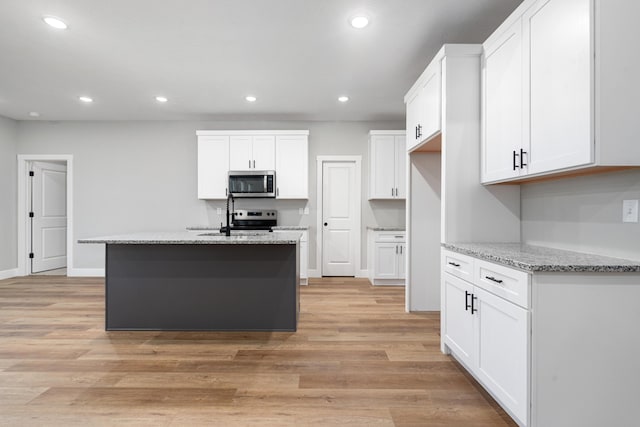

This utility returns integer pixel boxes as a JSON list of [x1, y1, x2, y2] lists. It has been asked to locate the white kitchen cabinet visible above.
[[473, 285, 528, 425], [275, 135, 308, 199], [441, 249, 529, 426], [197, 135, 229, 199], [405, 62, 442, 152], [481, 18, 524, 182], [442, 273, 475, 367], [442, 246, 640, 426], [229, 135, 275, 171], [482, 0, 640, 184], [196, 130, 309, 199], [367, 230, 405, 285], [368, 131, 406, 199]]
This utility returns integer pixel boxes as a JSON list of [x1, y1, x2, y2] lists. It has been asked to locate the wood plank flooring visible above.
[[0, 275, 517, 426]]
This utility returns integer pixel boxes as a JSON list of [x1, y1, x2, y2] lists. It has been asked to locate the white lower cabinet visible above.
[[368, 230, 405, 285], [473, 286, 528, 424], [442, 248, 640, 427], [442, 249, 529, 426]]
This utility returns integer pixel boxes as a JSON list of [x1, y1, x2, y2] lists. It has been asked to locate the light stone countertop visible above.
[[442, 242, 640, 273], [271, 226, 309, 230], [366, 226, 405, 232], [78, 231, 302, 245], [186, 226, 309, 231]]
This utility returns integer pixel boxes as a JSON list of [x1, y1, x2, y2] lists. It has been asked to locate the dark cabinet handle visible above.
[[465, 291, 471, 311], [471, 295, 478, 314], [448, 262, 461, 267], [415, 126, 419, 140], [253, 160, 256, 168], [520, 149, 527, 168], [324, 222, 328, 226], [417, 124, 422, 138], [485, 275, 504, 284], [512, 150, 520, 171]]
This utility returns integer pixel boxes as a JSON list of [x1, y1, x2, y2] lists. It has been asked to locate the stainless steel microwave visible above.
[[228, 170, 276, 198]]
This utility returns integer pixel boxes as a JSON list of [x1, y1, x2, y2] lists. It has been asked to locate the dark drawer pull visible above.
[[485, 275, 504, 284], [448, 262, 461, 267], [471, 294, 478, 314], [465, 291, 471, 311]]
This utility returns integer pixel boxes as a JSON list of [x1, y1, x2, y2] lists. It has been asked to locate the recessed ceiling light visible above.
[[43, 16, 68, 30], [79, 96, 93, 103], [29, 112, 40, 117], [350, 15, 370, 29], [338, 96, 350, 103], [155, 96, 168, 103], [245, 96, 257, 102]]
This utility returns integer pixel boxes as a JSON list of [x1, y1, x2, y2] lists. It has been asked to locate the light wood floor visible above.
[[0, 276, 517, 426]]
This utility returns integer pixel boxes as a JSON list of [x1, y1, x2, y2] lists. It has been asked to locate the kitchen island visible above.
[[79, 232, 301, 331]]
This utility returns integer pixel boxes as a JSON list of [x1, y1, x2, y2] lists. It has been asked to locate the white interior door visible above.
[[31, 161, 67, 273], [322, 161, 356, 276]]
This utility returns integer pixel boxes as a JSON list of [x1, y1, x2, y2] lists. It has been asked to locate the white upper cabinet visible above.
[[482, 0, 640, 184], [229, 135, 275, 171], [197, 135, 229, 199], [197, 131, 309, 199], [275, 134, 309, 199], [482, 19, 524, 182], [405, 60, 442, 152], [523, 0, 591, 175], [368, 131, 406, 199]]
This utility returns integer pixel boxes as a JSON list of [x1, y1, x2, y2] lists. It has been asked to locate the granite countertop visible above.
[[367, 226, 406, 231], [186, 226, 309, 231], [271, 226, 308, 230], [442, 242, 640, 273], [79, 231, 302, 245]]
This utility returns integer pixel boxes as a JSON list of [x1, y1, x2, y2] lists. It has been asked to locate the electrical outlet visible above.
[[299, 208, 304, 215], [217, 207, 222, 215], [304, 206, 309, 215], [622, 200, 639, 223]]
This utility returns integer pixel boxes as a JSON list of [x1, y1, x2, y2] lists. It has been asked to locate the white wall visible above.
[[0, 116, 18, 273], [16, 120, 404, 271], [521, 170, 640, 261]]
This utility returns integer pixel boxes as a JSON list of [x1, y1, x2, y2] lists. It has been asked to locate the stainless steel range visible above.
[[231, 209, 277, 231]]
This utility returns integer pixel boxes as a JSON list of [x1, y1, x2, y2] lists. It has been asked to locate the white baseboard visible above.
[[307, 269, 321, 278], [0, 268, 18, 280], [67, 268, 105, 277], [357, 269, 368, 278]]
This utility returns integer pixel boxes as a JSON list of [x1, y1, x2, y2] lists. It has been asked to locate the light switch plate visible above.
[[217, 207, 222, 215], [299, 207, 304, 215], [304, 206, 309, 215], [622, 199, 639, 223]]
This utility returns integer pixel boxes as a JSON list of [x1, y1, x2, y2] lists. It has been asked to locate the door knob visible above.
[[324, 222, 328, 226]]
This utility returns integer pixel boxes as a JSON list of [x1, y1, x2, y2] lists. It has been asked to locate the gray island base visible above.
[[80, 232, 300, 331]]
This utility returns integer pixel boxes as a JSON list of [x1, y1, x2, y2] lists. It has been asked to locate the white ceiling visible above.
[[0, 0, 522, 122]]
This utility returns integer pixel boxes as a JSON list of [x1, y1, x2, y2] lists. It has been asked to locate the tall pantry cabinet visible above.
[[403, 45, 521, 312]]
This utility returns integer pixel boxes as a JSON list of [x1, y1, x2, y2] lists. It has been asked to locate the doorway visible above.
[[17, 155, 73, 277], [316, 156, 362, 277], [29, 161, 67, 274]]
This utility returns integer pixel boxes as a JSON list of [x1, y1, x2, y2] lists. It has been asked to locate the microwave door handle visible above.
[[264, 175, 267, 191]]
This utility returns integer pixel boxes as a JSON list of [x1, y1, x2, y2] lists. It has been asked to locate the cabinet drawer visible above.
[[474, 260, 529, 308], [375, 232, 405, 243], [442, 250, 474, 282]]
